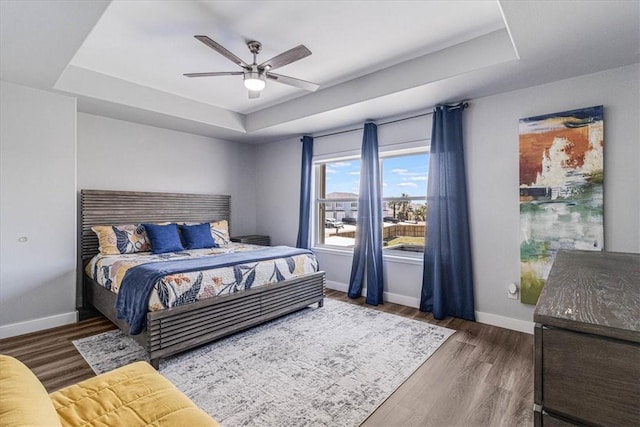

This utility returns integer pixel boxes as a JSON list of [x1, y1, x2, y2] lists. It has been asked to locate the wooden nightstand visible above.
[[230, 235, 271, 246]]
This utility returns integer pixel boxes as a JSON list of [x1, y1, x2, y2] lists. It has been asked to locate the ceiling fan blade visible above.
[[248, 90, 261, 99], [258, 45, 311, 71], [183, 71, 244, 78], [266, 73, 319, 92], [194, 35, 249, 68]]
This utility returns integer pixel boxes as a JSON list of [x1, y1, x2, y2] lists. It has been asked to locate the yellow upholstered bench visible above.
[[0, 355, 219, 427]]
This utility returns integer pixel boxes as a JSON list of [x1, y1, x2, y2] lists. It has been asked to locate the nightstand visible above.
[[230, 235, 271, 246]]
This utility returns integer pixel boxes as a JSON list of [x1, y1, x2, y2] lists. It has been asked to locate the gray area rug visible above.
[[74, 299, 454, 426]]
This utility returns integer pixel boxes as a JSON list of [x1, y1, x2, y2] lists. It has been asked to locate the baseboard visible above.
[[384, 293, 420, 309], [326, 280, 349, 293], [0, 311, 78, 339], [326, 280, 421, 308], [326, 280, 534, 334], [474, 311, 534, 334]]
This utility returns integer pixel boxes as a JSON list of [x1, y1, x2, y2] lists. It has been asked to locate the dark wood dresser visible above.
[[533, 250, 640, 426]]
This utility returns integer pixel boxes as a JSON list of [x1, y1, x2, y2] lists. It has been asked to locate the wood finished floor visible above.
[[0, 290, 533, 426]]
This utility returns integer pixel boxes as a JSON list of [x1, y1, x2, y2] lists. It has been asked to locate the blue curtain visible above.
[[420, 105, 475, 320], [348, 122, 384, 305], [296, 136, 313, 249]]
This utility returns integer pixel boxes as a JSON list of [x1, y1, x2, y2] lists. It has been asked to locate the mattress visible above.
[[86, 242, 319, 312]]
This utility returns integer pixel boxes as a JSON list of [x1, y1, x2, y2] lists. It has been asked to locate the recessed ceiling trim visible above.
[[55, 65, 245, 132], [55, 28, 517, 138], [0, 0, 110, 90], [245, 29, 518, 133]]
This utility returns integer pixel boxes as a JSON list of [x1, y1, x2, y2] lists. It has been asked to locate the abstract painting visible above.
[[519, 105, 604, 304]]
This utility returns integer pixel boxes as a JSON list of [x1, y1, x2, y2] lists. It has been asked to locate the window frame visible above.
[[312, 147, 429, 260]]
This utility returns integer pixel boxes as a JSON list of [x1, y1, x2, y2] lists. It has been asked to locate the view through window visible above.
[[316, 151, 429, 253]]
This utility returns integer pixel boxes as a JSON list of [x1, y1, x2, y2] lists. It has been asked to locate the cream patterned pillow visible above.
[[91, 224, 151, 255], [210, 220, 230, 245]]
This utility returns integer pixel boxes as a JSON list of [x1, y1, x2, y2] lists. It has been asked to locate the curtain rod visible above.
[[312, 102, 469, 140]]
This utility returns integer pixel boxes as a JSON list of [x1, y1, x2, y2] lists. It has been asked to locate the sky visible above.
[[325, 153, 429, 199]]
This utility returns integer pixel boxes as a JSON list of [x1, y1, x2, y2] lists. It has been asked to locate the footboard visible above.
[[146, 271, 325, 366], [88, 271, 325, 368]]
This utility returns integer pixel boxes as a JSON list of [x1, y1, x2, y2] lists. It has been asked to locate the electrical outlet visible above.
[[507, 283, 519, 300]]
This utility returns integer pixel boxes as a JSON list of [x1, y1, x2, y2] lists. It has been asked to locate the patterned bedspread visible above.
[[86, 243, 319, 312]]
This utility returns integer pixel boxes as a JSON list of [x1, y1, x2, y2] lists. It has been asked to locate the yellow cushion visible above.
[[91, 224, 151, 255], [50, 361, 219, 427], [0, 355, 63, 427]]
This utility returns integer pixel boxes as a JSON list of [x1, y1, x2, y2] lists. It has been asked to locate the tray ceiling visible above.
[[1, 1, 638, 143]]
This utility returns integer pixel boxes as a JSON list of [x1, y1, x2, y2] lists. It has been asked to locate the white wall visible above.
[[467, 63, 639, 326], [77, 113, 258, 308], [0, 81, 78, 337], [255, 137, 303, 246], [77, 113, 257, 236], [255, 64, 640, 333], [0, 103, 258, 338]]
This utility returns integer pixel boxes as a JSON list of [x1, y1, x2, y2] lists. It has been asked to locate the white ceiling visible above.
[[69, 1, 505, 114], [1, 0, 639, 143]]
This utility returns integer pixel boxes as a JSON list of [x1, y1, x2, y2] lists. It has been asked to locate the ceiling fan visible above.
[[184, 36, 320, 99]]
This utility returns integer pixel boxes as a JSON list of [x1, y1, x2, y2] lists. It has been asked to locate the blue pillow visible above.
[[179, 223, 218, 250], [142, 223, 184, 254]]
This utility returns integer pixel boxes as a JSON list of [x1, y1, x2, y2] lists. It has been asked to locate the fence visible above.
[[329, 223, 425, 239]]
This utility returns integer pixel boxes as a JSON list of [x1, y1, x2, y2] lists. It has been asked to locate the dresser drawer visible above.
[[541, 327, 640, 426]]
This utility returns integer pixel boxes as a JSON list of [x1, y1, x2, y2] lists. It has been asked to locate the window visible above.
[[315, 150, 429, 253]]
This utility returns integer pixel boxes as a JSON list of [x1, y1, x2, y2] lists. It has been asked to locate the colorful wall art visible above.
[[519, 105, 604, 304]]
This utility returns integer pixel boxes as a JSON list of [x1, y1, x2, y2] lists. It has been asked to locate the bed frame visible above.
[[80, 189, 325, 368]]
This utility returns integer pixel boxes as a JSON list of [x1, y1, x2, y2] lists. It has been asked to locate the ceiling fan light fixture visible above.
[[243, 71, 266, 91], [186, 36, 319, 94]]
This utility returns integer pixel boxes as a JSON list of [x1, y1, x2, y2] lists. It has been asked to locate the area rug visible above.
[[73, 299, 454, 426]]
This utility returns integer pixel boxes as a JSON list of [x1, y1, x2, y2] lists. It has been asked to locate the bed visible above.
[[80, 189, 325, 368]]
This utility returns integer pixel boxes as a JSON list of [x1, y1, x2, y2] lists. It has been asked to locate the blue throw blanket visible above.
[[115, 246, 313, 335]]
